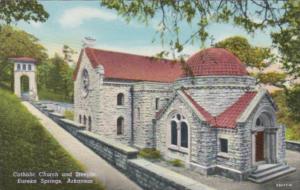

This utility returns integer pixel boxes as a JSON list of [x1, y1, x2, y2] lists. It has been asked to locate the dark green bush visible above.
[[139, 148, 161, 159], [168, 159, 184, 167], [64, 110, 74, 121]]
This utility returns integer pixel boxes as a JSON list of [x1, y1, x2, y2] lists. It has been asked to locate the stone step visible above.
[[248, 167, 296, 183], [250, 165, 289, 179], [252, 163, 282, 174]]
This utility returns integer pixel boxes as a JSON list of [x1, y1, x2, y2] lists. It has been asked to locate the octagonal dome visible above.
[[183, 48, 248, 77]]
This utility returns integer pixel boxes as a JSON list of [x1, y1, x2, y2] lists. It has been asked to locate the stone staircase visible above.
[[248, 163, 296, 183]]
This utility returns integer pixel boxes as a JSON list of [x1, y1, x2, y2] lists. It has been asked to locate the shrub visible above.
[[64, 110, 74, 120], [169, 159, 184, 167], [139, 148, 161, 159]]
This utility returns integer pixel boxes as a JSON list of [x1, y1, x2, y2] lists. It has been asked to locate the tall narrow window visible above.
[[171, 121, 177, 145], [17, 64, 21, 70], [28, 64, 32, 71], [181, 122, 188, 148], [155, 98, 159, 110], [170, 113, 189, 150], [79, 115, 82, 123], [117, 93, 124, 105], [22, 64, 26, 70], [137, 107, 140, 120], [117, 117, 124, 135], [88, 116, 92, 131], [83, 116, 87, 126]]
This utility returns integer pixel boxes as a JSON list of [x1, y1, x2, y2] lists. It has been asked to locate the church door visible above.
[[255, 131, 264, 162]]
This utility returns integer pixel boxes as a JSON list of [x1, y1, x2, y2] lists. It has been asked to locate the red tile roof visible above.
[[182, 90, 257, 128], [73, 48, 183, 82], [182, 90, 216, 125], [9, 57, 37, 63], [183, 48, 248, 77], [215, 92, 257, 128]]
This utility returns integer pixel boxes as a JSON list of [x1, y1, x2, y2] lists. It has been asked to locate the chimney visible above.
[[82, 37, 96, 48]]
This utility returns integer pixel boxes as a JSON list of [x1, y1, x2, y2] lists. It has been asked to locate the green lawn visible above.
[[0, 89, 104, 190]]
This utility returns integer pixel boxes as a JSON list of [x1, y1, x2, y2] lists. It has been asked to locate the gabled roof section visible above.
[[216, 92, 257, 128], [237, 89, 277, 123], [181, 90, 257, 128], [155, 91, 207, 121], [73, 49, 84, 80], [73, 48, 183, 82], [181, 90, 215, 123]]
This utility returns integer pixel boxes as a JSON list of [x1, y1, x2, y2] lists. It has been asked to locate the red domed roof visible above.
[[183, 48, 248, 76]]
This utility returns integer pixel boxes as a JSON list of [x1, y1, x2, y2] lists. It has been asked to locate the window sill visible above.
[[116, 105, 126, 109], [168, 146, 188, 154], [217, 152, 230, 159]]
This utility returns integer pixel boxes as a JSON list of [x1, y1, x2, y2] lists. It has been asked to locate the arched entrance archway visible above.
[[20, 75, 30, 99], [252, 109, 278, 166], [10, 57, 38, 101]]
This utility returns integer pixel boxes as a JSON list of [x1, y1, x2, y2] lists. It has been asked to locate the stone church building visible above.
[[73, 47, 294, 181]]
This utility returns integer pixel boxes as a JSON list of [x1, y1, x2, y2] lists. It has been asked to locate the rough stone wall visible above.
[[156, 95, 206, 165], [215, 127, 249, 171], [239, 95, 284, 171], [74, 51, 103, 134], [286, 140, 300, 152], [77, 131, 139, 172], [99, 82, 133, 144], [277, 125, 286, 162], [133, 82, 173, 148], [14, 62, 38, 101], [174, 76, 256, 116]]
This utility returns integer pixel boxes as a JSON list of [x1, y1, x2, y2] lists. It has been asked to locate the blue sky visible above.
[[17, 1, 273, 59]]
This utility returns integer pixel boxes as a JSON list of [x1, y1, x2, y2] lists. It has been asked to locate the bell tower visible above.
[[10, 57, 38, 101]]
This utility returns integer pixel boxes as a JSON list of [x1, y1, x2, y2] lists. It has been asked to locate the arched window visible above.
[[171, 121, 177, 145], [83, 115, 87, 126], [180, 122, 188, 148], [170, 114, 188, 149], [79, 115, 82, 123], [256, 117, 264, 127], [117, 117, 124, 135], [88, 116, 92, 131], [117, 93, 124, 105]]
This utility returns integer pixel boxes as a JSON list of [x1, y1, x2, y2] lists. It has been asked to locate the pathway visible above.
[[22, 101, 141, 190]]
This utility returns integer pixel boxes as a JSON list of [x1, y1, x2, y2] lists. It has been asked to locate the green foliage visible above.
[[214, 36, 273, 69], [0, 0, 48, 24], [286, 85, 300, 121], [272, 90, 300, 140], [0, 89, 104, 190], [0, 25, 48, 90], [168, 159, 184, 167], [100, 1, 299, 77], [99, 0, 281, 53], [64, 110, 74, 121], [255, 72, 287, 87], [271, 0, 300, 78], [139, 148, 161, 159], [38, 88, 73, 103], [37, 54, 74, 103], [0, 25, 47, 61]]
